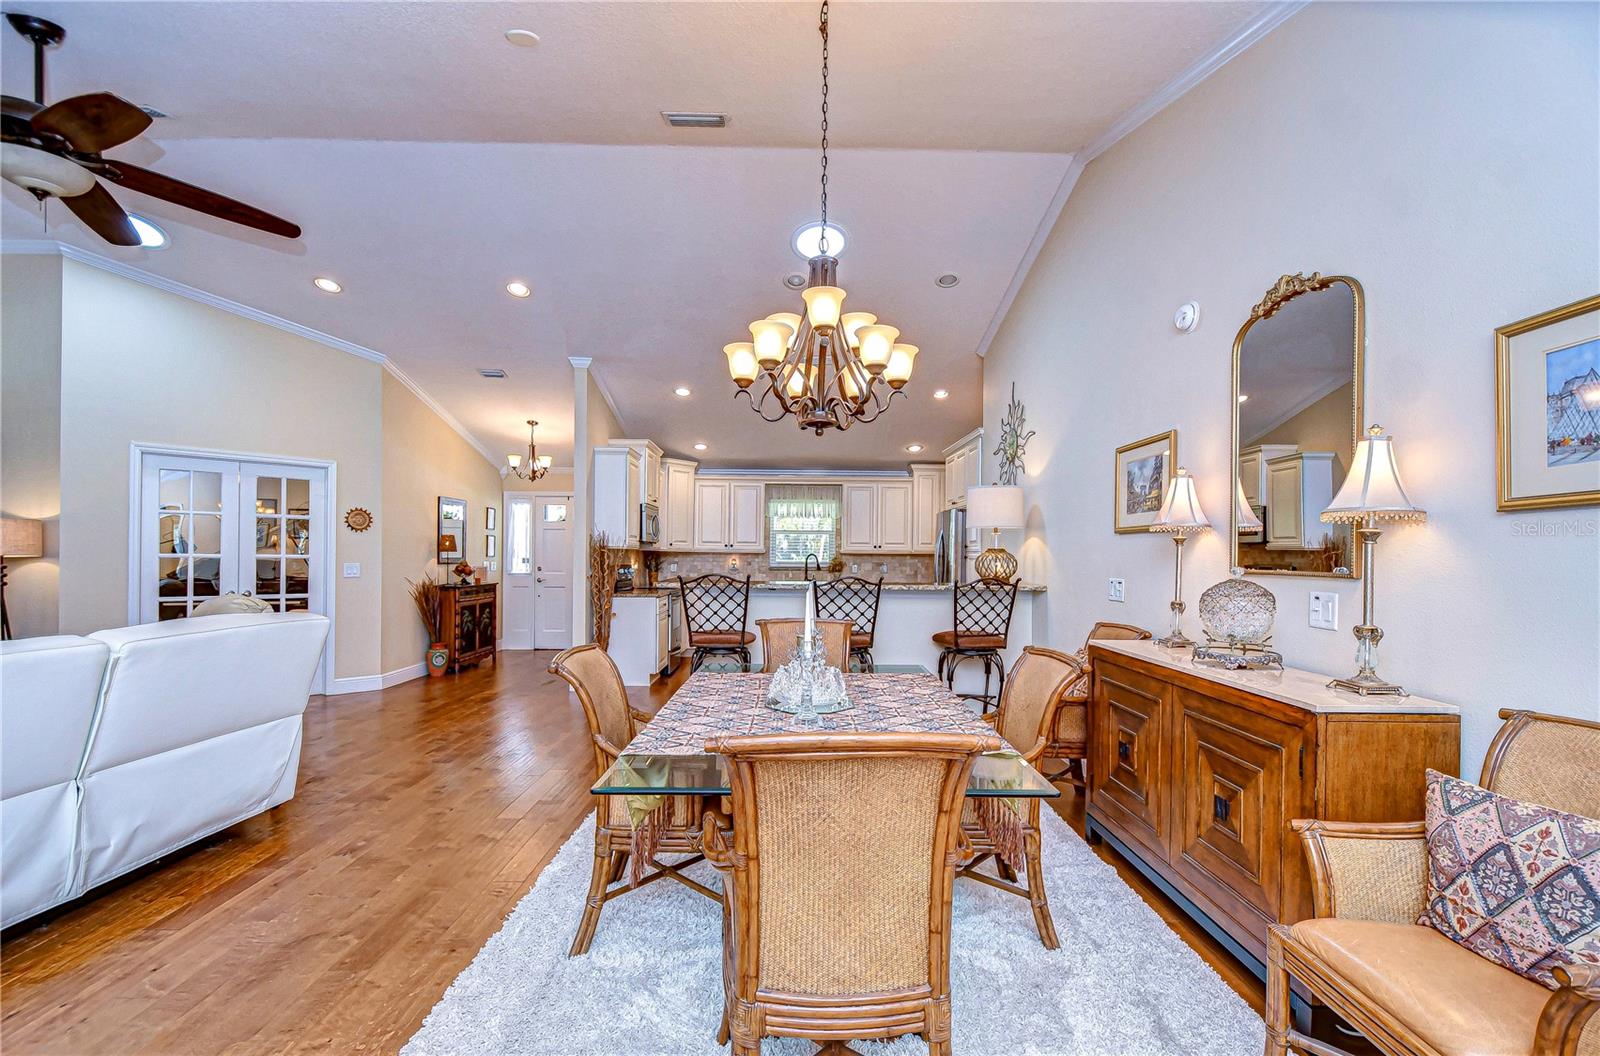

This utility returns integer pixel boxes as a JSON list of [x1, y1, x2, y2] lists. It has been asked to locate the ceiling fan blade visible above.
[[104, 162, 301, 239], [30, 93, 151, 153], [61, 181, 140, 245]]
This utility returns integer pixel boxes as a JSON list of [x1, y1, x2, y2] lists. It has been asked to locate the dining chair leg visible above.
[[1264, 926, 1293, 1055], [570, 834, 615, 957], [1025, 827, 1060, 950], [607, 849, 629, 885]]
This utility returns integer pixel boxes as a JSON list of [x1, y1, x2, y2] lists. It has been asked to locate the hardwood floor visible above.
[[1, 650, 1263, 1054]]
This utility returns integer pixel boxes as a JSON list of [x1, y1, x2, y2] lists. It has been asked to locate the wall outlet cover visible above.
[[342, 563, 361, 578], [1108, 577, 1125, 603], [1309, 591, 1338, 630]]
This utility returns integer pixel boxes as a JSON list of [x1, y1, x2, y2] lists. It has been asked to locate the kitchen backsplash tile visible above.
[[618, 549, 934, 586]]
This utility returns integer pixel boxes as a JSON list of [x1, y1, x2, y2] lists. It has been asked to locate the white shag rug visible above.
[[403, 809, 1265, 1056]]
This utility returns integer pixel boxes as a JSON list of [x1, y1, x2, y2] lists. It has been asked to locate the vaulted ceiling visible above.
[[1, 0, 1273, 468]]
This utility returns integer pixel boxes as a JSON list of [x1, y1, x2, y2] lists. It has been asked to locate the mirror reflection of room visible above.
[[1235, 279, 1359, 575]]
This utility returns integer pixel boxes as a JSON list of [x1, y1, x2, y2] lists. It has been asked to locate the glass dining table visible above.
[[592, 661, 1059, 800]]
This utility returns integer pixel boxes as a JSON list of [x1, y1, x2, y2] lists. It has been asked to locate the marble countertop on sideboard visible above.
[[1089, 638, 1459, 715]]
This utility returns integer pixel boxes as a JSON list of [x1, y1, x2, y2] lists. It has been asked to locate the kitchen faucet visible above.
[[803, 553, 821, 580]]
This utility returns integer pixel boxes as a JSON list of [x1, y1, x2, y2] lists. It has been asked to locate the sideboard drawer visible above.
[[1092, 662, 1170, 856]]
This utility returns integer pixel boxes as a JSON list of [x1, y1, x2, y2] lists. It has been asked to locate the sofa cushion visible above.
[[191, 593, 275, 617], [0, 636, 108, 796], [1289, 918, 1553, 1056], [1419, 769, 1600, 988]]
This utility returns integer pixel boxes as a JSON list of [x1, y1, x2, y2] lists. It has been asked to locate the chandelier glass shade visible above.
[[506, 419, 553, 481], [723, 0, 915, 434]]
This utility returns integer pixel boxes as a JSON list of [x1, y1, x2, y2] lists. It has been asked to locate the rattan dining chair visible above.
[[548, 644, 718, 956], [932, 578, 1020, 712], [700, 730, 1000, 1056], [959, 645, 1081, 949], [1041, 621, 1152, 791], [813, 576, 884, 669], [757, 618, 853, 672], [679, 574, 755, 671]]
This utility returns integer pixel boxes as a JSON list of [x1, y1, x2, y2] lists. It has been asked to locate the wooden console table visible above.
[[439, 583, 497, 673], [1085, 639, 1459, 1025]]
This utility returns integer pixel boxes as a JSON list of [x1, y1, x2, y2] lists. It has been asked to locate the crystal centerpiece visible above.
[[1193, 578, 1284, 670], [766, 582, 852, 722]]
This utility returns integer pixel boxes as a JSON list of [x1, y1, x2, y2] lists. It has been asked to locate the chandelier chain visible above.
[[817, 0, 830, 256]]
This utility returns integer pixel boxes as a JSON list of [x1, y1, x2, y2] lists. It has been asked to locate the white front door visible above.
[[533, 495, 573, 648], [502, 493, 536, 650]]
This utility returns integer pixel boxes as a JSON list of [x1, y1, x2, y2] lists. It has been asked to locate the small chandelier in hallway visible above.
[[506, 420, 552, 481], [722, 0, 916, 434]]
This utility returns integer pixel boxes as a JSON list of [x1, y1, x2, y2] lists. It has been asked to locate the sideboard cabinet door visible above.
[[1091, 661, 1170, 858]]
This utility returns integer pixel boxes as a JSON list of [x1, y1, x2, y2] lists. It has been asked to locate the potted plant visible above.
[[407, 576, 448, 677]]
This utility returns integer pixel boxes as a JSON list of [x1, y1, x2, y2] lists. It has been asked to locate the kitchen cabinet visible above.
[[592, 445, 642, 549], [943, 429, 983, 508], [660, 458, 697, 551], [1265, 452, 1336, 550], [693, 479, 765, 552], [609, 438, 662, 507], [1237, 444, 1298, 507], [841, 481, 914, 553], [911, 464, 944, 552], [607, 593, 671, 686]]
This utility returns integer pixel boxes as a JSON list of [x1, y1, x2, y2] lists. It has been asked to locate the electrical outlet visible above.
[[879, 562, 888, 573], [1108, 578, 1125, 603], [342, 562, 360, 578], [1309, 592, 1338, 630], [851, 563, 859, 573], [668, 561, 678, 573]]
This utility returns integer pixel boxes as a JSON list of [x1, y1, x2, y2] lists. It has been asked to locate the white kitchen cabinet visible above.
[[607, 593, 670, 686], [841, 484, 878, 551], [876, 481, 914, 552], [1265, 451, 1337, 550], [911, 464, 944, 552], [609, 438, 662, 508], [592, 445, 642, 549], [943, 430, 983, 508], [841, 480, 914, 553], [1238, 443, 1299, 507], [660, 458, 697, 551], [693, 479, 765, 552]]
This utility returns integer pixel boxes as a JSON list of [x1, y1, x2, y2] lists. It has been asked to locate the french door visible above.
[[502, 493, 572, 650]]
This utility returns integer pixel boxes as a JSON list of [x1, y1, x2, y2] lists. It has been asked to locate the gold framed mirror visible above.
[[1230, 272, 1365, 579]]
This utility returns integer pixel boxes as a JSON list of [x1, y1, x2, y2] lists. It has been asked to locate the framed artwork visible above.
[[485, 506, 498, 531], [485, 533, 497, 559], [1496, 295, 1600, 511], [437, 496, 466, 564], [1114, 430, 1177, 533]]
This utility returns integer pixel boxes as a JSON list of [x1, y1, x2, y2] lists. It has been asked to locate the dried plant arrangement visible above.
[[407, 575, 442, 643], [590, 531, 618, 650]]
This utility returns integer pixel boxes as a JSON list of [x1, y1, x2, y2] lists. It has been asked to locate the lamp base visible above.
[[1155, 630, 1196, 650], [974, 546, 1017, 583], [1327, 672, 1407, 697]]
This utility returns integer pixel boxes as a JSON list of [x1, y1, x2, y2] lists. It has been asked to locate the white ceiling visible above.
[[1, 0, 1274, 469]]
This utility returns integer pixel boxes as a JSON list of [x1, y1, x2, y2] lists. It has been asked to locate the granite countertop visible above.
[[622, 581, 1046, 594]]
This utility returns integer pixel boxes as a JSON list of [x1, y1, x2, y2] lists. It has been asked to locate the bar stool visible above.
[[932, 579, 1019, 712], [812, 575, 883, 670], [678, 574, 754, 671]]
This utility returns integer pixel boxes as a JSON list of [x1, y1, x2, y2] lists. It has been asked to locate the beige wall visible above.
[[983, 1, 1599, 769], [0, 254, 63, 637], [1251, 383, 1354, 489], [380, 372, 504, 673], [503, 469, 575, 494]]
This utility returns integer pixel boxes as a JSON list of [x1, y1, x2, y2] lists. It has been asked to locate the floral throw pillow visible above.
[[1419, 769, 1600, 989]]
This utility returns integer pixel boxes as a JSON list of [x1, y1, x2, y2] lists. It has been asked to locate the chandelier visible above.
[[506, 419, 552, 481], [722, 0, 916, 434]]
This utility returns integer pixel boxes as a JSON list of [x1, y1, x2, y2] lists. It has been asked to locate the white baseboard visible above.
[[330, 662, 427, 695]]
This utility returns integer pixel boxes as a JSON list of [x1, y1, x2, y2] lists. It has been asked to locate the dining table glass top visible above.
[[592, 663, 1059, 799]]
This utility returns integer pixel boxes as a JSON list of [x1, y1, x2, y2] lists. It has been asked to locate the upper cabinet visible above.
[[1265, 452, 1337, 551], [911, 464, 944, 552], [693, 479, 764, 552], [943, 429, 983, 508], [841, 480, 914, 553], [660, 458, 697, 551], [592, 445, 642, 549], [1238, 443, 1299, 507], [609, 439, 662, 507]]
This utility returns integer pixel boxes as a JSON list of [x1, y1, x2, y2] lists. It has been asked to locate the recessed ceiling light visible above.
[[905, 444, 924, 453], [783, 273, 807, 290], [674, 386, 692, 397], [1238, 393, 1249, 403], [504, 29, 540, 47], [505, 280, 532, 298], [312, 276, 342, 294], [935, 273, 960, 288], [792, 221, 846, 260], [127, 213, 167, 249], [693, 442, 708, 451], [933, 389, 949, 400]]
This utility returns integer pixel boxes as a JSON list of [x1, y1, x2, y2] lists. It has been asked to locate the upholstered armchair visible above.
[[1041, 621, 1151, 790], [548, 644, 718, 956], [1267, 709, 1600, 1056], [700, 730, 998, 1056]]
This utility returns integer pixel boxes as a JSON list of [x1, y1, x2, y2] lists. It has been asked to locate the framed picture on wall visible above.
[[1496, 294, 1600, 511], [485, 506, 498, 531], [1114, 430, 1177, 533], [485, 533, 496, 559]]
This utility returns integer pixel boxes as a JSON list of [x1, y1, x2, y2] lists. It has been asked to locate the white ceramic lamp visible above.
[[1150, 468, 1212, 649], [966, 485, 1025, 582]]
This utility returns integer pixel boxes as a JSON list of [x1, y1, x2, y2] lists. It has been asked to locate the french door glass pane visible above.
[[286, 477, 310, 515], [158, 601, 188, 621], [255, 477, 281, 514], [286, 519, 310, 554], [256, 518, 279, 554], [193, 558, 221, 595], [285, 558, 309, 593], [509, 502, 533, 573], [284, 598, 308, 612], [161, 514, 188, 554], [159, 470, 189, 509], [192, 514, 222, 553], [256, 557, 281, 594], [193, 471, 223, 512]]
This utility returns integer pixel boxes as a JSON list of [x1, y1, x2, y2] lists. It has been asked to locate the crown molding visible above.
[[2, 238, 499, 465], [973, 0, 1307, 360]]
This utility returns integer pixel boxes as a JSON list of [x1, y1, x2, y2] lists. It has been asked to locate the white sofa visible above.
[[0, 612, 329, 929]]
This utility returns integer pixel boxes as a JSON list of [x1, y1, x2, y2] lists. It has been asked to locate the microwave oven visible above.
[[640, 503, 660, 546]]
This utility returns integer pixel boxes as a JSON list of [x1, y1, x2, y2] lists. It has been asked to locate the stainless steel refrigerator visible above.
[[933, 507, 972, 586]]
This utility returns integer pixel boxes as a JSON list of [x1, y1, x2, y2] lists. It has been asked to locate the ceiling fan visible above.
[[1, 12, 300, 246]]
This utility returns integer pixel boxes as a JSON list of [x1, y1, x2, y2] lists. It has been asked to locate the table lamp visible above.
[[1150, 468, 1212, 649], [1235, 478, 1264, 533], [966, 485, 1025, 582], [1320, 425, 1427, 696], [1, 517, 44, 641]]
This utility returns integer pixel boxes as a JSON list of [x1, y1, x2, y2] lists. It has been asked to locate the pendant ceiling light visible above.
[[723, 0, 915, 434], [506, 419, 552, 481]]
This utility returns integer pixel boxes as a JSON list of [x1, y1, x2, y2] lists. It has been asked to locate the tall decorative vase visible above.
[[427, 642, 449, 678]]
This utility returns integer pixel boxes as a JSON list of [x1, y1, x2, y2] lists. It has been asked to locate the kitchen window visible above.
[[767, 484, 841, 568]]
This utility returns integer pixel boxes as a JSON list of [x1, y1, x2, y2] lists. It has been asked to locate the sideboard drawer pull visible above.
[[1117, 741, 1130, 762], [1213, 794, 1230, 823]]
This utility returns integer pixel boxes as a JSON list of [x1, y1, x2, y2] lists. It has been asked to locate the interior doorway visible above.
[[502, 492, 573, 650]]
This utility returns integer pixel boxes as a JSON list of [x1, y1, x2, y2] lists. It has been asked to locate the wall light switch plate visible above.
[[342, 563, 360, 578], [667, 561, 678, 573], [1108, 578, 1125, 603], [851, 563, 859, 573], [1309, 592, 1338, 630]]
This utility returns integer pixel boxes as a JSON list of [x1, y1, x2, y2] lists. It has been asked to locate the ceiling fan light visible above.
[[724, 342, 758, 387], [801, 286, 845, 332], [856, 324, 899, 373], [839, 311, 876, 346], [748, 319, 793, 368], [885, 343, 918, 388]]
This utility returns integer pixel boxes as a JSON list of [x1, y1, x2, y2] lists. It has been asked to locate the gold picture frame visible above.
[[1496, 294, 1600, 511], [1114, 430, 1177, 533]]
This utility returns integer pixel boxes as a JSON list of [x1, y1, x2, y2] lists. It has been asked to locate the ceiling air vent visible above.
[[478, 368, 507, 379], [661, 111, 728, 129]]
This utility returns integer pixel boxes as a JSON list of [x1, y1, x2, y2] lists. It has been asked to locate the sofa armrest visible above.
[[1292, 819, 1429, 923]]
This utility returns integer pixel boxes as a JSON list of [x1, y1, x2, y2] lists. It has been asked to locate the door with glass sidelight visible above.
[[502, 493, 572, 649], [136, 451, 329, 688]]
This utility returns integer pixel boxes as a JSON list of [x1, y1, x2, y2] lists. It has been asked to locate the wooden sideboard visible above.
[[1085, 640, 1459, 1009], [439, 583, 497, 673]]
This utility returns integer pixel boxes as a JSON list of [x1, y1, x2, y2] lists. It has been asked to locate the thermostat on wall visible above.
[[1174, 301, 1200, 334]]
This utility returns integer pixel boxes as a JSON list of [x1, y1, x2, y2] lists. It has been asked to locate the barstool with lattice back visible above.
[[678, 574, 755, 671], [931, 579, 1019, 712], [812, 575, 883, 670]]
